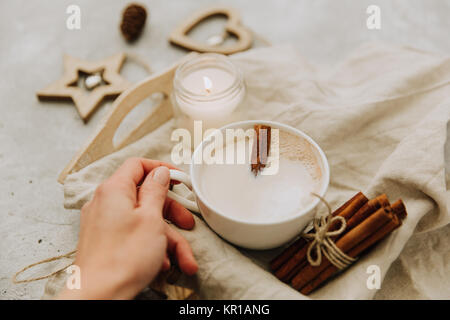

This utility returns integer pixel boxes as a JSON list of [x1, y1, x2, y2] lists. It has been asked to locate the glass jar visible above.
[[171, 53, 246, 142]]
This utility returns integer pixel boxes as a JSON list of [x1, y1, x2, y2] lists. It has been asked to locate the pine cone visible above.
[[120, 4, 147, 42]]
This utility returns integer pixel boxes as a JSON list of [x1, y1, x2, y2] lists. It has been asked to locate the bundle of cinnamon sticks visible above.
[[270, 192, 407, 295]]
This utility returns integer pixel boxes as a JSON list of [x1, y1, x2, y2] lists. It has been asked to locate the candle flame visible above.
[[203, 76, 212, 94]]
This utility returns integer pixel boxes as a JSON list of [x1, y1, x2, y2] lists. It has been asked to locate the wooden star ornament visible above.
[[37, 53, 131, 121]]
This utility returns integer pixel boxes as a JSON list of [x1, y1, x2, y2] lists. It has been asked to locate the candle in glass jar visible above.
[[172, 53, 245, 132]]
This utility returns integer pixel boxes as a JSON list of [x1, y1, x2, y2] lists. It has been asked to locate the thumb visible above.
[[138, 166, 170, 213]]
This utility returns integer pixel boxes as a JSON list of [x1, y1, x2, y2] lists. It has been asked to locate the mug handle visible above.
[[167, 169, 200, 213]]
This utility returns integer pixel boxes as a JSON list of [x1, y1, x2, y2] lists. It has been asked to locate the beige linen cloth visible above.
[[54, 43, 450, 299]]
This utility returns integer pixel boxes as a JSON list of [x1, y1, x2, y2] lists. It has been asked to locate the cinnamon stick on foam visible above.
[[272, 192, 368, 282], [300, 199, 407, 295], [251, 125, 271, 176]]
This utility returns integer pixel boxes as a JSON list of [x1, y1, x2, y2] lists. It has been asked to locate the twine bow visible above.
[[303, 193, 356, 270]]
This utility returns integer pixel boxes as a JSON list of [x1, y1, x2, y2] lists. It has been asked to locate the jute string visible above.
[[12, 250, 76, 284], [304, 193, 357, 270]]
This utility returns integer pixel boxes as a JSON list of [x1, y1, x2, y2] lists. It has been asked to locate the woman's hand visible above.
[[58, 158, 197, 299]]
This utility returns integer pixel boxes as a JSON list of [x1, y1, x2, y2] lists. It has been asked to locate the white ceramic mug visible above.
[[167, 120, 330, 250]]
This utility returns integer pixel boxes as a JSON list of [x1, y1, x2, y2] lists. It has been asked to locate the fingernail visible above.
[[152, 166, 170, 186]]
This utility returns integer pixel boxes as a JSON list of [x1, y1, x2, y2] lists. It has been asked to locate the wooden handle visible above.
[[58, 53, 198, 183]]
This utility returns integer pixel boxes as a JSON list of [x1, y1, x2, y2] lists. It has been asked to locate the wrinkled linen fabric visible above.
[[55, 43, 450, 299]]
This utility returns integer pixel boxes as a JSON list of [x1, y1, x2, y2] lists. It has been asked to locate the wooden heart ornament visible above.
[[169, 6, 253, 55]]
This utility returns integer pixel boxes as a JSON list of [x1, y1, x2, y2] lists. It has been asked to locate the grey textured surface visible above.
[[0, 0, 449, 299]]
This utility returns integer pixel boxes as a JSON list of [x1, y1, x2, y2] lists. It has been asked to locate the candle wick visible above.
[[203, 76, 213, 95]]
